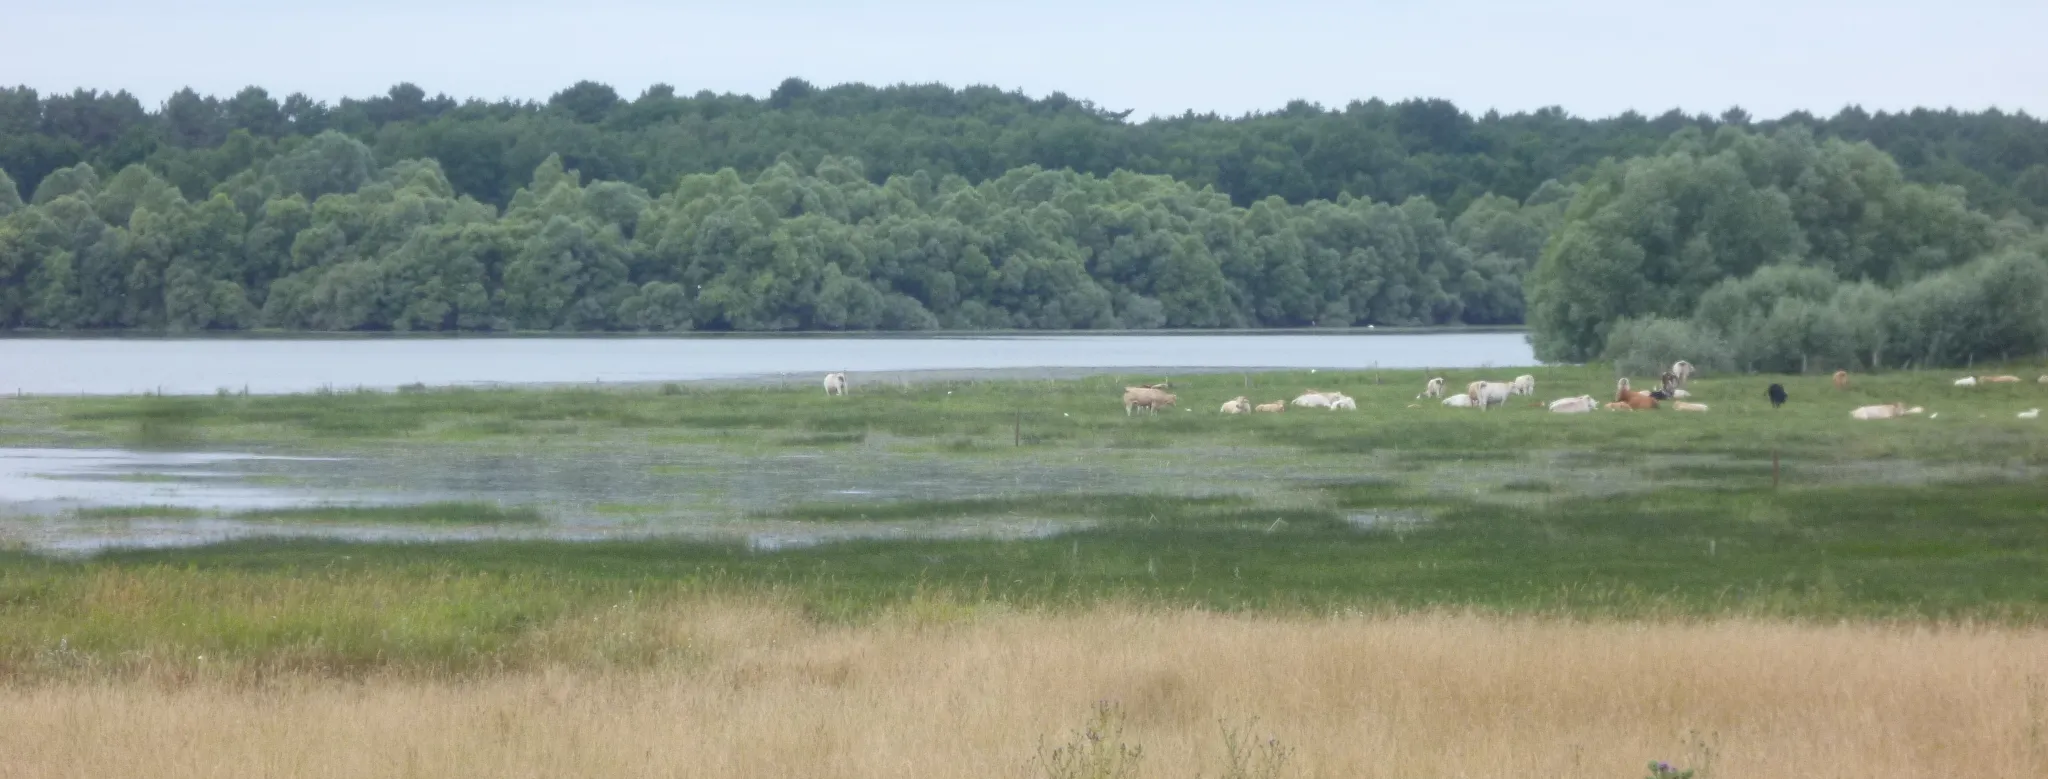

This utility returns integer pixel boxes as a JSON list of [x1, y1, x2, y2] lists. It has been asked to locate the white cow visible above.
[[2020, 408, 2041, 420], [1292, 391, 1336, 408], [1670, 360, 1696, 386], [1467, 381, 1513, 411], [1327, 394, 1357, 411], [1547, 395, 1597, 413], [1442, 394, 1474, 408], [1510, 375, 1535, 396], [1954, 376, 1978, 387], [1850, 403, 1925, 420], [1220, 397, 1251, 414], [823, 372, 848, 396], [1419, 377, 1446, 399]]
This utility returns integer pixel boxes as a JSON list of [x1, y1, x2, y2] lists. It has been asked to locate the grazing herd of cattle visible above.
[[818, 366, 2045, 421]]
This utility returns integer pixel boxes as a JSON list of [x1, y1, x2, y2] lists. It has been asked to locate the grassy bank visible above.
[[12, 364, 2046, 461]]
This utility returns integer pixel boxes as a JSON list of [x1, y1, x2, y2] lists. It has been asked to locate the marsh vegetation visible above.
[[3, 365, 2046, 776]]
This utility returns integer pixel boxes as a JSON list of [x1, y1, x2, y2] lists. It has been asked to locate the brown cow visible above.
[[1833, 370, 1849, 391], [1122, 387, 1177, 416], [1614, 377, 1659, 409]]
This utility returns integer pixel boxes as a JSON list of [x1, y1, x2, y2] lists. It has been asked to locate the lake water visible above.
[[0, 331, 1534, 395]]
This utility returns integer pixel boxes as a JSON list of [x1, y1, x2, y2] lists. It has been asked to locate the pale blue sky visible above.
[[9, 0, 2046, 120]]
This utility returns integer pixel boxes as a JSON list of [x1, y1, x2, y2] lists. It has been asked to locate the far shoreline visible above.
[[0, 325, 1530, 342]]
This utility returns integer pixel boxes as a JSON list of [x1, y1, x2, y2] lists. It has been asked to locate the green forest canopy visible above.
[[2, 78, 2045, 369]]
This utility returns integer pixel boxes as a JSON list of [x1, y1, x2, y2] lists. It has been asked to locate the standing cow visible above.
[[823, 372, 848, 396], [1467, 381, 1513, 411], [1670, 360, 1695, 386], [1123, 386, 1177, 416]]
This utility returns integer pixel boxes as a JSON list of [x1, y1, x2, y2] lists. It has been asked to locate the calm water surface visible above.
[[0, 332, 1534, 395], [0, 442, 1283, 553]]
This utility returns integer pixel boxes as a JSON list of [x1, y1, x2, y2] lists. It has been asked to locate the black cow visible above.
[[1767, 383, 1788, 408]]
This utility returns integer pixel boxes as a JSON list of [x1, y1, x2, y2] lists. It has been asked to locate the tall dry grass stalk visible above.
[[4, 603, 2044, 778]]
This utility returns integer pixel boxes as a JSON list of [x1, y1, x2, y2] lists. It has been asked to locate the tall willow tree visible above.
[[1528, 127, 2003, 363]]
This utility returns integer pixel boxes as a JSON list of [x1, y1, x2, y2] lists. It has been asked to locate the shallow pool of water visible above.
[[0, 442, 1288, 554], [0, 448, 355, 513]]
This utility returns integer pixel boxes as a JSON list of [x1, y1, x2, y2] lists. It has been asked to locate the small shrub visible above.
[[1036, 701, 1143, 779], [1213, 717, 1293, 779], [1645, 760, 1696, 779], [1602, 317, 1732, 377]]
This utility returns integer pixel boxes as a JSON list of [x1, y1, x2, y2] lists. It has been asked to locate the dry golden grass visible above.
[[4, 602, 2045, 779]]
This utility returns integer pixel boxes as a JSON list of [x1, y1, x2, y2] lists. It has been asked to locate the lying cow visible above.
[[1850, 403, 1924, 420], [1292, 390, 1337, 408], [1614, 377, 1659, 409], [1547, 395, 1597, 413], [1220, 396, 1251, 414], [1254, 401, 1286, 413]]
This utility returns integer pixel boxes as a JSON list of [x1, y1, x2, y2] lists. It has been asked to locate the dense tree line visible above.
[[1529, 127, 2048, 372], [0, 134, 1563, 332], [4, 79, 2046, 224], [5, 80, 2046, 368]]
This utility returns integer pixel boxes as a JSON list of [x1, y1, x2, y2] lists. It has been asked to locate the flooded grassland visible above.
[[5, 365, 2039, 553], [4, 364, 2048, 778], [0, 365, 2041, 599]]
